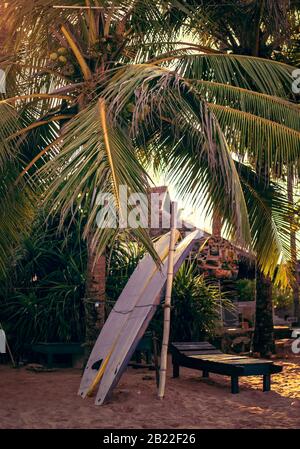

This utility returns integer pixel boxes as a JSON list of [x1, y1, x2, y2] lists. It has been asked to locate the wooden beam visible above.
[[53, 5, 110, 10]]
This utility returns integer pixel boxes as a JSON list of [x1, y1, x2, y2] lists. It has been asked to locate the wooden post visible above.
[[158, 201, 177, 399], [173, 361, 179, 378], [263, 374, 271, 392], [152, 332, 160, 388], [231, 376, 239, 394]]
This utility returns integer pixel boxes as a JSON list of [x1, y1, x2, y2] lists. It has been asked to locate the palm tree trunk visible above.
[[253, 269, 275, 357], [253, 149, 274, 357], [287, 165, 300, 324], [84, 235, 106, 350], [212, 210, 222, 237], [75, 90, 107, 351]]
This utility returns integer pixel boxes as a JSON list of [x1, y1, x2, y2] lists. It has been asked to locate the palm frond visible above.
[[194, 80, 300, 132], [0, 103, 21, 169], [102, 64, 251, 245], [0, 168, 36, 278], [238, 162, 293, 286], [61, 24, 92, 80], [171, 53, 296, 98], [208, 103, 300, 170], [35, 101, 159, 264]]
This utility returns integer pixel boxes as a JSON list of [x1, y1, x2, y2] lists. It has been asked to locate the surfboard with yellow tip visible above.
[[78, 230, 180, 398], [95, 229, 203, 405]]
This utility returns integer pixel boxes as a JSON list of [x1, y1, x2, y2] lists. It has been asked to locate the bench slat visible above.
[[188, 354, 270, 361], [172, 342, 215, 351], [191, 354, 249, 360], [181, 350, 222, 356], [192, 356, 274, 366], [173, 342, 213, 346]]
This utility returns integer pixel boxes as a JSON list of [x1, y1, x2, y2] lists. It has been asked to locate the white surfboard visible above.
[[95, 229, 203, 405], [78, 230, 180, 397]]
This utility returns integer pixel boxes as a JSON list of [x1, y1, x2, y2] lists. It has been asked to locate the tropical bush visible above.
[[150, 261, 227, 342], [106, 239, 144, 309], [0, 213, 87, 354], [235, 279, 256, 302], [0, 221, 145, 354], [272, 287, 293, 310], [171, 263, 228, 341]]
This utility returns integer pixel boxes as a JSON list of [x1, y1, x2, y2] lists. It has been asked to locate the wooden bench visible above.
[[171, 342, 282, 394], [30, 343, 84, 368]]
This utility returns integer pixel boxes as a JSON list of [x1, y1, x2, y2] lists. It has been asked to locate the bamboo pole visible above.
[[158, 201, 177, 399]]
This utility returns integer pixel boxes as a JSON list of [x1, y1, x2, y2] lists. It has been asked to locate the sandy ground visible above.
[[0, 356, 299, 429]]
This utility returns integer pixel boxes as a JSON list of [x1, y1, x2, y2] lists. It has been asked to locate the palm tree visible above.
[[183, 0, 300, 353], [0, 1, 299, 349], [281, 27, 300, 326]]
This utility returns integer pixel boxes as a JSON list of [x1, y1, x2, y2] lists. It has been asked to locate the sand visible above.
[[0, 356, 299, 429]]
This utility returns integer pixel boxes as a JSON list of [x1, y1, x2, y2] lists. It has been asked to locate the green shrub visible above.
[[272, 287, 293, 309], [106, 239, 144, 308], [235, 278, 255, 302], [151, 262, 227, 342], [0, 213, 86, 353]]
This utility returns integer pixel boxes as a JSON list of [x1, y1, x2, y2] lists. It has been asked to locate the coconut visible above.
[[58, 55, 67, 64], [126, 103, 135, 113], [49, 52, 58, 61], [58, 47, 68, 55]]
